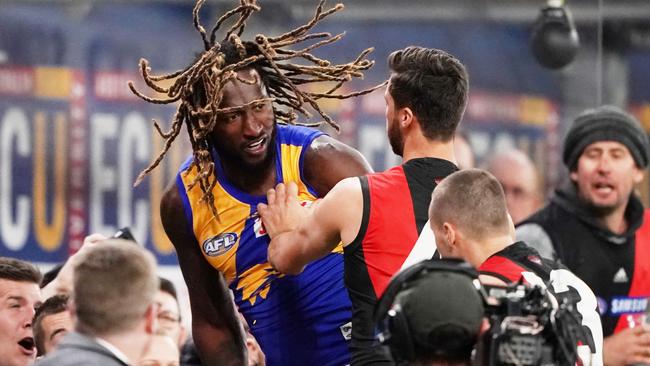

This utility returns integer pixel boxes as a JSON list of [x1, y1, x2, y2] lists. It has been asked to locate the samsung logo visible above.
[[202, 233, 238, 257], [610, 296, 648, 315]]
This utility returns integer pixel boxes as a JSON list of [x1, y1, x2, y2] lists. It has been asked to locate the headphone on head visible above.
[[374, 258, 483, 364]]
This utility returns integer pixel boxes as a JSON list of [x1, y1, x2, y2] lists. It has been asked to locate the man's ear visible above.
[[442, 222, 456, 251], [399, 107, 414, 129], [633, 166, 644, 185], [506, 213, 516, 240], [68, 300, 78, 323], [178, 323, 188, 346], [144, 303, 159, 335]]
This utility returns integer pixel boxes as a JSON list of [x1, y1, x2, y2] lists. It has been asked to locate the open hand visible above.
[[257, 182, 308, 239]]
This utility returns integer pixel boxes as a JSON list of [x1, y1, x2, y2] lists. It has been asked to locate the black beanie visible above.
[[563, 105, 650, 170]]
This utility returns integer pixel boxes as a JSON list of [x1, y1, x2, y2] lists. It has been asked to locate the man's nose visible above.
[[242, 110, 263, 137], [23, 308, 35, 328], [596, 155, 613, 173]]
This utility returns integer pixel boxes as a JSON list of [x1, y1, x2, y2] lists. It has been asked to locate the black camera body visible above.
[[479, 283, 583, 366], [375, 259, 592, 366]]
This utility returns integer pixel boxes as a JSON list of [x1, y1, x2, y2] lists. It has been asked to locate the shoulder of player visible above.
[[303, 134, 369, 167], [302, 135, 372, 196], [160, 182, 194, 249], [161, 182, 182, 217]]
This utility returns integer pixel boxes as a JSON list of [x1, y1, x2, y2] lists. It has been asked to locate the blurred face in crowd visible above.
[[38, 309, 72, 355], [154, 290, 184, 347], [139, 335, 179, 366], [487, 153, 542, 224], [0, 279, 41, 366], [570, 141, 643, 215], [385, 80, 405, 157]]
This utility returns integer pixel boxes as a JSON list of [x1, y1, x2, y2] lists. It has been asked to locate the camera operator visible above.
[[428, 169, 603, 365], [374, 259, 489, 366]]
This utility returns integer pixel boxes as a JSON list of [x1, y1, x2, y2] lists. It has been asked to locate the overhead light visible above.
[[530, 0, 580, 70]]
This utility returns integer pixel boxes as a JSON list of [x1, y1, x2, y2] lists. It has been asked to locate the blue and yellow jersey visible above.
[[176, 125, 352, 366]]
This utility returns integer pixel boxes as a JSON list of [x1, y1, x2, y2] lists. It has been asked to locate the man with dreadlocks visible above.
[[130, 1, 383, 365]]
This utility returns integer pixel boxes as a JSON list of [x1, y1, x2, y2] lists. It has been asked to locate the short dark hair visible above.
[[40, 263, 64, 289], [159, 277, 178, 300], [388, 46, 469, 141], [0, 257, 42, 284], [33, 294, 70, 356], [430, 169, 510, 240]]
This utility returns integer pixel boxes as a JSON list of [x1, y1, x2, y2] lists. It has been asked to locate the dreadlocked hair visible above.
[[129, 0, 385, 215]]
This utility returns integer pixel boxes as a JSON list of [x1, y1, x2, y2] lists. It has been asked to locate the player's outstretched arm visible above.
[[259, 179, 363, 275], [161, 184, 247, 366]]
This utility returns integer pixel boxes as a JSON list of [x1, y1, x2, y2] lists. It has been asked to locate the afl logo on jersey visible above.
[[203, 233, 238, 256]]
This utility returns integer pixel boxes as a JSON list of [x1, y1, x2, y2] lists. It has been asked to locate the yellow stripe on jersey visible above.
[[280, 144, 314, 201], [181, 165, 246, 284], [280, 143, 344, 255], [236, 262, 279, 305]]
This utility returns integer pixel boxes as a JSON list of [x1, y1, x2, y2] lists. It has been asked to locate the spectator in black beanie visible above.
[[517, 105, 650, 366]]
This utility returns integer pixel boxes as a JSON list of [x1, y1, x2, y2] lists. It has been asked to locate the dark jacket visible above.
[[516, 182, 649, 336]]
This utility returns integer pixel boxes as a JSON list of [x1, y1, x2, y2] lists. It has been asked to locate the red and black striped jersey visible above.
[[343, 157, 457, 365]]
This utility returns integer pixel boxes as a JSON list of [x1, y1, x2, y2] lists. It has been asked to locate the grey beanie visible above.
[[563, 105, 650, 170]]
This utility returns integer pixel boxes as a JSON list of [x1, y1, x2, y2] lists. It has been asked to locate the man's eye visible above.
[[511, 187, 525, 197], [253, 103, 266, 111], [611, 151, 624, 159]]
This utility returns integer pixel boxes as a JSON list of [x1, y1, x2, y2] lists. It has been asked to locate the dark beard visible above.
[[388, 118, 404, 157]]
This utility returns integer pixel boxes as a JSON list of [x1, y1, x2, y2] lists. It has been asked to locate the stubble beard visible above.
[[579, 189, 624, 218], [388, 117, 404, 157]]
